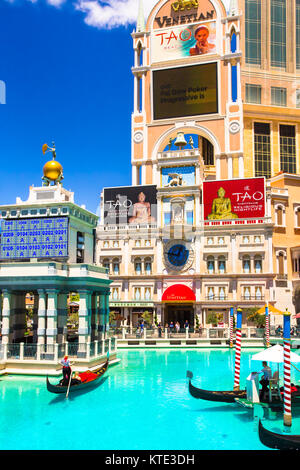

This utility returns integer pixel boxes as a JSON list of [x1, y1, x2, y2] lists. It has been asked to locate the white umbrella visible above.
[[251, 344, 300, 364]]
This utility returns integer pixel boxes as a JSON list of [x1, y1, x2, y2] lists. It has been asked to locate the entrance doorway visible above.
[[165, 304, 194, 329]]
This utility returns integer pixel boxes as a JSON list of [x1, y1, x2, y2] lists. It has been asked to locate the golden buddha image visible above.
[[207, 187, 238, 220]]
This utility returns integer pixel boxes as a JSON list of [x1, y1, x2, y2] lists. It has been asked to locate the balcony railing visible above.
[[0, 337, 116, 362], [109, 326, 292, 341]]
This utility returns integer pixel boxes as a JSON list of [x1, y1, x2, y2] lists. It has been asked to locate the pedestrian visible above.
[[259, 361, 272, 401], [158, 322, 162, 338]]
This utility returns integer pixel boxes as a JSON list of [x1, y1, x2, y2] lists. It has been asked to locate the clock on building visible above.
[[163, 239, 194, 272]]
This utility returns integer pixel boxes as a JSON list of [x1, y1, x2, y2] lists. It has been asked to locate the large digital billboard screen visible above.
[[103, 185, 157, 225], [151, 21, 217, 63], [153, 63, 218, 120], [203, 178, 265, 220], [0, 217, 68, 260]]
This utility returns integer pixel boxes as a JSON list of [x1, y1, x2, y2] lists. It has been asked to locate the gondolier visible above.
[[60, 356, 73, 385]]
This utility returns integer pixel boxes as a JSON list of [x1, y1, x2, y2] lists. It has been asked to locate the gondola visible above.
[[46, 360, 108, 394], [187, 371, 247, 403], [258, 419, 300, 450]]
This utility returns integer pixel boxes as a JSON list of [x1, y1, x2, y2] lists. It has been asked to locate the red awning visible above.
[[162, 284, 196, 303]]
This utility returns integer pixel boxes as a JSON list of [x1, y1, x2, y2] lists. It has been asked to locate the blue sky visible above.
[[0, 0, 229, 215]]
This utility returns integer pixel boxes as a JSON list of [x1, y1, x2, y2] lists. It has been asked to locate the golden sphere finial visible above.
[[42, 142, 63, 186]]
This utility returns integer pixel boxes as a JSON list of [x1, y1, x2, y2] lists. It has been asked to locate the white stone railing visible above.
[[109, 326, 289, 341], [0, 337, 117, 362]]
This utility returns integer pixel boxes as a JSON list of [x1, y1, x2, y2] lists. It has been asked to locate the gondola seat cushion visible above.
[[79, 372, 98, 383]]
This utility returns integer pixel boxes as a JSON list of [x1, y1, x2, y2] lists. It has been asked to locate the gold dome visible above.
[[43, 159, 63, 181]]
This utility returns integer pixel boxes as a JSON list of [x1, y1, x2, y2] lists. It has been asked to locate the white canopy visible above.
[[251, 344, 300, 364]]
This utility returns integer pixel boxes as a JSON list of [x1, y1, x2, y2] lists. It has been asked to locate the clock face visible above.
[[167, 244, 189, 267], [164, 240, 194, 272]]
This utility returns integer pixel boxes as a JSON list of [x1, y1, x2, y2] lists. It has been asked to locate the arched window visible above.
[[208, 287, 214, 300], [112, 258, 120, 275], [144, 287, 151, 300], [218, 257, 226, 274], [134, 287, 141, 300], [243, 286, 251, 300], [219, 287, 225, 300], [202, 138, 214, 166], [137, 41, 143, 67], [243, 256, 251, 274], [135, 258, 142, 275], [296, 208, 300, 227], [255, 286, 262, 300], [254, 256, 262, 274], [145, 258, 152, 275], [112, 288, 119, 300], [102, 258, 110, 272], [207, 257, 215, 274], [278, 252, 285, 275], [276, 205, 284, 226]]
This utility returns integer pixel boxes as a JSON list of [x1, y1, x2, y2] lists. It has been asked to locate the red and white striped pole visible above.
[[265, 303, 270, 348], [234, 308, 243, 390], [283, 309, 292, 427], [229, 306, 234, 348]]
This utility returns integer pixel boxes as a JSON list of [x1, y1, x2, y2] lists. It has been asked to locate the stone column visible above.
[[37, 290, 46, 345], [57, 292, 68, 345], [32, 294, 39, 343], [78, 290, 91, 355], [99, 294, 106, 335], [91, 293, 97, 342], [46, 289, 58, 347], [105, 292, 110, 333], [1, 290, 11, 344]]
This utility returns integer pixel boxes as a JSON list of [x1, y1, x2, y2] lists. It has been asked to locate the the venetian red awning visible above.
[[162, 284, 196, 303]]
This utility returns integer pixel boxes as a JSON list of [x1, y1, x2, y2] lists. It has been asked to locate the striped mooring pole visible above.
[[233, 307, 243, 390], [229, 306, 234, 348], [283, 308, 292, 427], [265, 303, 270, 348]]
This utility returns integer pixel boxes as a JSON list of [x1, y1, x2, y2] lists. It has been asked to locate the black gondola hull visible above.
[[188, 380, 247, 403], [259, 419, 300, 450], [46, 360, 108, 394]]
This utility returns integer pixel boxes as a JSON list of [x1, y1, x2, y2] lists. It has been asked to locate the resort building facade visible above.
[[96, 0, 300, 328], [0, 150, 114, 374]]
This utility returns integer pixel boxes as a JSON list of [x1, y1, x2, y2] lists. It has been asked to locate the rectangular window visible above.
[[245, 84, 262, 104], [245, 0, 261, 65], [254, 123, 271, 178], [271, 87, 287, 106], [270, 0, 286, 68], [280, 125, 296, 174], [297, 0, 300, 69]]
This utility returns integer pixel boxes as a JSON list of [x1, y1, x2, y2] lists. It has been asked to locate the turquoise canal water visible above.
[[1, 348, 300, 450]]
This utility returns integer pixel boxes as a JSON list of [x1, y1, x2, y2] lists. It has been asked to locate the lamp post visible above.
[[283, 308, 292, 427], [234, 307, 243, 390]]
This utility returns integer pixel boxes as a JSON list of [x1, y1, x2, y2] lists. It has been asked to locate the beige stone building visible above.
[[96, 0, 300, 328]]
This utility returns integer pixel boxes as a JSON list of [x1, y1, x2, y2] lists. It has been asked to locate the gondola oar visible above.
[[66, 368, 72, 399]]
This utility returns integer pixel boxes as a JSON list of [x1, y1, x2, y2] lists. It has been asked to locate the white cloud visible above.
[[4, 0, 231, 29], [75, 0, 230, 30], [47, 0, 66, 6]]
